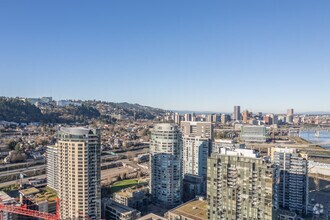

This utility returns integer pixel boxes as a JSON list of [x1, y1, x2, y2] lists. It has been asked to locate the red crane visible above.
[[0, 198, 60, 220]]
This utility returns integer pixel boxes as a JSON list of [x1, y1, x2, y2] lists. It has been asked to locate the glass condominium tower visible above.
[[57, 127, 101, 219], [150, 123, 182, 209]]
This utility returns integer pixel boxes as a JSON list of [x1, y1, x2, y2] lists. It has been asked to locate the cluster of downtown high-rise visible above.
[[149, 121, 213, 209], [45, 106, 310, 219], [149, 113, 309, 219]]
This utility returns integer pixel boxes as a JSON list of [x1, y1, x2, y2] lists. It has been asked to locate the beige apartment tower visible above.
[[57, 127, 101, 219], [180, 121, 213, 139]]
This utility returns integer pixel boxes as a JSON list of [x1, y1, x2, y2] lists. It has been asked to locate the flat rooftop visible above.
[[167, 199, 207, 220], [106, 199, 137, 213], [19, 187, 40, 196], [115, 186, 147, 197], [59, 127, 91, 135], [0, 191, 14, 203]]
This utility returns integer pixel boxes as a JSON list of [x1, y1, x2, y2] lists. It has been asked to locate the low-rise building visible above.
[[113, 186, 150, 212], [0, 191, 17, 220], [182, 174, 205, 202], [275, 209, 299, 220], [165, 197, 207, 220], [240, 125, 267, 142], [18, 187, 58, 214], [102, 198, 141, 220]]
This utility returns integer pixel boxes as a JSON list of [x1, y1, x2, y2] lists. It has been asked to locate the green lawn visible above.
[[110, 179, 144, 194]]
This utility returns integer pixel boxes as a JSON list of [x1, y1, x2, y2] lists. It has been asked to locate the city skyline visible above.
[[2, 95, 329, 115], [1, 1, 330, 112], [0, 1, 330, 219]]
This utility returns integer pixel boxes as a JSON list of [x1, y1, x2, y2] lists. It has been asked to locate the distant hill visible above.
[[106, 102, 167, 119], [296, 111, 330, 115], [0, 97, 167, 123], [0, 97, 44, 123]]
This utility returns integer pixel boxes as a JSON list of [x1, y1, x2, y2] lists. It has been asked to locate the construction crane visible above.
[[0, 198, 60, 220]]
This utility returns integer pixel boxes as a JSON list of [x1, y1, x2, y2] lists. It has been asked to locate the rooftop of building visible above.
[[105, 198, 138, 213], [0, 191, 15, 203], [272, 147, 297, 154], [152, 123, 178, 131], [276, 209, 298, 217], [181, 121, 212, 125], [242, 125, 266, 128], [218, 148, 259, 158], [59, 127, 92, 135], [137, 213, 166, 220], [167, 198, 207, 220], [33, 187, 57, 203], [19, 187, 40, 196], [115, 185, 148, 198], [17, 187, 57, 203]]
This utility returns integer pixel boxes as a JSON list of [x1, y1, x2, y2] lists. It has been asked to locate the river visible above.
[[299, 130, 330, 149]]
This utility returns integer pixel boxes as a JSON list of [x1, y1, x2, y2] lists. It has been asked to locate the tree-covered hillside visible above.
[[0, 97, 167, 123], [0, 97, 44, 123], [0, 97, 101, 123]]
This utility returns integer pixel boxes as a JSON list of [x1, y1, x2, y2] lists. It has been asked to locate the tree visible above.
[[7, 140, 17, 150], [9, 152, 27, 163]]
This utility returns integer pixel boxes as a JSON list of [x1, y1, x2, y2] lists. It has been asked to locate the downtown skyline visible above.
[[0, 1, 330, 112]]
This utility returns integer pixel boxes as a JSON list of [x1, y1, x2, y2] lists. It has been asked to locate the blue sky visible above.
[[0, 1, 329, 113]]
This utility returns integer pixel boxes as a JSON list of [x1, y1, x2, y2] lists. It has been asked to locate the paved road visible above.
[[0, 165, 46, 177], [0, 148, 150, 187], [0, 148, 149, 176], [0, 174, 47, 188]]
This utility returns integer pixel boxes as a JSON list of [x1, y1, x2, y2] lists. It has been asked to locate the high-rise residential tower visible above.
[[206, 114, 213, 122], [207, 149, 273, 220], [181, 121, 213, 177], [272, 147, 308, 215], [212, 114, 218, 123], [182, 137, 209, 177], [181, 121, 213, 200], [150, 123, 182, 209], [242, 110, 249, 123], [184, 113, 192, 122], [287, 108, 294, 116], [221, 114, 230, 124], [174, 112, 181, 124], [46, 145, 58, 191], [233, 106, 241, 121], [57, 127, 101, 219], [180, 121, 213, 139]]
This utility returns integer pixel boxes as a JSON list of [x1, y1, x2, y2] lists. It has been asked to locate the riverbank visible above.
[[289, 136, 330, 164], [294, 136, 326, 149]]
